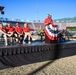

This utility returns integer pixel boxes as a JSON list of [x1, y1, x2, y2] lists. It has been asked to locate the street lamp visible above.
[[0, 6, 5, 24], [0, 6, 4, 11]]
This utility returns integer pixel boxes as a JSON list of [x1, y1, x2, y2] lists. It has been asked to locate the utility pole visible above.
[[36, 0, 39, 22]]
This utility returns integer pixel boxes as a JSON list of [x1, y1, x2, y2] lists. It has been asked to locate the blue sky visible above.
[[0, 0, 76, 22]]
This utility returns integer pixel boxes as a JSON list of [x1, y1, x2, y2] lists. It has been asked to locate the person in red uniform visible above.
[[0, 23, 8, 45], [23, 23, 35, 44], [5, 23, 15, 43], [6, 23, 15, 35], [44, 14, 58, 42], [44, 14, 53, 26], [15, 23, 24, 43]]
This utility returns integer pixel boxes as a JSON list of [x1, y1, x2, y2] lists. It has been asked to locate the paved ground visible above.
[[0, 55, 76, 75]]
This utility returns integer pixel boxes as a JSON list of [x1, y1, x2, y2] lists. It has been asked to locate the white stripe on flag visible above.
[[46, 26, 58, 37], [49, 24, 58, 31]]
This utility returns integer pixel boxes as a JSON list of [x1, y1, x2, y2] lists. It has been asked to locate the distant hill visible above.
[[54, 17, 76, 23]]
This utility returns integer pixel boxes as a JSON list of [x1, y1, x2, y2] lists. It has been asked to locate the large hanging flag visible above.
[[45, 24, 58, 40]]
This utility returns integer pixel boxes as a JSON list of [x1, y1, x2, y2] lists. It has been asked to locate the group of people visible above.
[[0, 14, 58, 45], [0, 22, 35, 45]]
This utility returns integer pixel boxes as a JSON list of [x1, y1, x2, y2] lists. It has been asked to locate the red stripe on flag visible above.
[[45, 29, 58, 40]]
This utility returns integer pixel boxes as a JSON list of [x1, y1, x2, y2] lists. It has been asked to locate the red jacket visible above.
[[23, 27, 30, 32], [0, 27, 6, 32], [44, 18, 53, 26], [15, 26, 23, 34], [6, 26, 15, 32]]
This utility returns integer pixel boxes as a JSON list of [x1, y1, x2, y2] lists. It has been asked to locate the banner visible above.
[[45, 24, 58, 40]]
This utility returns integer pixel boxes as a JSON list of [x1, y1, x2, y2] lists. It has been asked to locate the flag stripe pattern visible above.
[[45, 24, 58, 40]]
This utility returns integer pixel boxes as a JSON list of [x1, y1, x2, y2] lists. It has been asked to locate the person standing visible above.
[[44, 14, 53, 26], [44, 14, 58, 43]]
